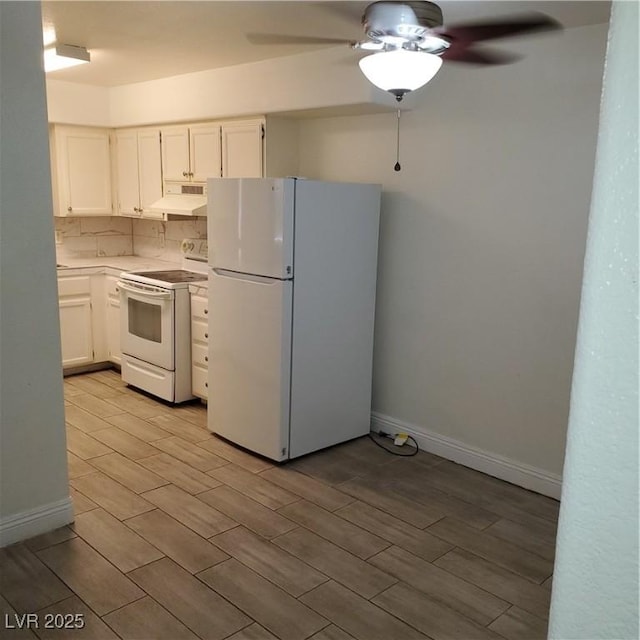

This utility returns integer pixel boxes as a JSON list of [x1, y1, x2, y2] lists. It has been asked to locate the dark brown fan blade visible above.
[[436, 13, 561, 44], [441, 44, 522, 66], [246, 33, 354, 46]]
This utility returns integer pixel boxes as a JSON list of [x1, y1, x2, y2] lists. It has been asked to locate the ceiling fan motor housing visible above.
[[363, 1, 444, 43]]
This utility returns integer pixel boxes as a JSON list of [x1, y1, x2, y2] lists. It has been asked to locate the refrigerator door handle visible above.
[[212, 268, 284, 285]]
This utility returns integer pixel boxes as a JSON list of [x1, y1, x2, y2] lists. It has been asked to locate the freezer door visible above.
[[207, 268, 292, 461], [207, 178, 294, 279]]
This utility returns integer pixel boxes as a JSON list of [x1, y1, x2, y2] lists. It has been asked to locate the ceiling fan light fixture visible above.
[[358, 49, 442, 100], [44, 44, 90, 72]]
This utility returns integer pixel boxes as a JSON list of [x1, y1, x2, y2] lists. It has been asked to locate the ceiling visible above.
[[41, 1, 612, 87]]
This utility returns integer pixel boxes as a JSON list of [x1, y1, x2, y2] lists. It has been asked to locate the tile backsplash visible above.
[[55, 216, 207, 264], [132, 218, 207, 262], [55, 217, 133, 260]]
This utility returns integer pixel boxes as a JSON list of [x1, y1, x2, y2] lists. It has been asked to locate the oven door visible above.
[[118, 280, 174, 370]]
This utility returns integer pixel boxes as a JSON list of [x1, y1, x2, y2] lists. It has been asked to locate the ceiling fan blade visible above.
[[246, 33, 354, 46], [441, 45, 522, 66], [436, 13, 561, 44]]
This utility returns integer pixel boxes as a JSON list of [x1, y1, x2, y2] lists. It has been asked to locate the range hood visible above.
[[149, 182, 207, 217]]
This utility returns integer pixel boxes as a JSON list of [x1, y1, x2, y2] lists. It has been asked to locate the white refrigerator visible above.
[[207, 177, 381, 461]]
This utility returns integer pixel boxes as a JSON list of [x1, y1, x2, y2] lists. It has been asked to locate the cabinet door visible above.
[[59, 296, 94, 368], [161, 126, 190, 181], [190, 124, 221, 182], [137, 129, 163, 217], [115, 130, 140, 217], [222, 122, 263, 178], [56, 126, 113, 216], [105, 276, 121, 365]]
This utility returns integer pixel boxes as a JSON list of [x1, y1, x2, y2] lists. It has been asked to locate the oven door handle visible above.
[[117, 281, 173, 300]]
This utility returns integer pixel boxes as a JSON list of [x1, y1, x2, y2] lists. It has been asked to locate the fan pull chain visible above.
[[394, 108, 401, 172]]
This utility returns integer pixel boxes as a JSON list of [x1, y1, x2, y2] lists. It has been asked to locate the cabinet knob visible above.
[[204, 333, 208, 339], [67, 206, 72, 212], [205, 382, 208, 388], [204, 356, 208, 362], [182, 171, 189, 178], [204, 309, 208, 314], [189, 172, 194, 178]]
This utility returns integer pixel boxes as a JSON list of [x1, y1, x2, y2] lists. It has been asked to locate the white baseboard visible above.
[[371, 412, 562, 500], [0, 497, 74, 548]]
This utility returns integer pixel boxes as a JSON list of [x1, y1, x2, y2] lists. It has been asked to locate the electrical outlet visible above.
[[394, 433, 409, 447]]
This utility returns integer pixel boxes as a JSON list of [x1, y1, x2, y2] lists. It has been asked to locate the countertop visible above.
[[56, 256, 180, 273]]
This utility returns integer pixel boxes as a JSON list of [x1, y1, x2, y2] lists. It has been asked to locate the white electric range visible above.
[[118, 241, 208, 403]]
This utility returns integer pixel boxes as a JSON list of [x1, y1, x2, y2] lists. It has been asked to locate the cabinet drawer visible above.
[[58, 275, 92, 297], [192, 364, 208, 399], [191, 295, 209, 320], [191, 318, 209, 344], [192, 343, 208, 368]]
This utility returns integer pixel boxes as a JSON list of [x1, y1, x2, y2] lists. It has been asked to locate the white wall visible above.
[[46, 79, 111, 126], [46, 47, 385, 128], [549, 1, 639, 636], [0, 2, 72, 545], [297, 22, 608, 490]]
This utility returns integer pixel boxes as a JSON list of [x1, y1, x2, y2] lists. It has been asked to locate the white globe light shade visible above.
[[359, 49, 442, 97]]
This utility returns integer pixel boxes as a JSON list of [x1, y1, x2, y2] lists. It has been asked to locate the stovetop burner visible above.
[[128, 269, 207, 284]]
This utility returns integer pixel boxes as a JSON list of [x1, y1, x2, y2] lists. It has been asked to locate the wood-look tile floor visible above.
[[0, 370, 559, 640]]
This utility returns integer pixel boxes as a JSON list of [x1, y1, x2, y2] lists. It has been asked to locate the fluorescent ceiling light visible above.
[[44, 44, 90, 72], [359, 49, 442, 101]]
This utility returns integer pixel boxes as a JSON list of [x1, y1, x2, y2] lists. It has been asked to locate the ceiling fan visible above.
[[249, 1, 561, 101], [249, 1, 560, 171]]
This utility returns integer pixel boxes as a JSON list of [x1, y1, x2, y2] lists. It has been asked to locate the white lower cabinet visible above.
[[58, 271, 120, 371], [58, 275, 94, 368], [105, 275, 121, 365], [190, 286, 209, 400]]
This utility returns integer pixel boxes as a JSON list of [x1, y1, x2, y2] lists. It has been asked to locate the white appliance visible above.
[[207, 177, 381, 461], [119, 242, 208, 402]]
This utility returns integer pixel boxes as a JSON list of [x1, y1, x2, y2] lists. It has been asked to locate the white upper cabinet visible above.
[[161, 124, 222, 182], [115, 128, 163, 219], [222, 120, 264, 178], [114, 130, 139, 216], [161, 120, 264, 183], [50, 125, 113, 217], [161, 126, 191, 181], [51, 118, 283, 218], [190, 124, 222, 182], [137, 129, 164, 215]]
